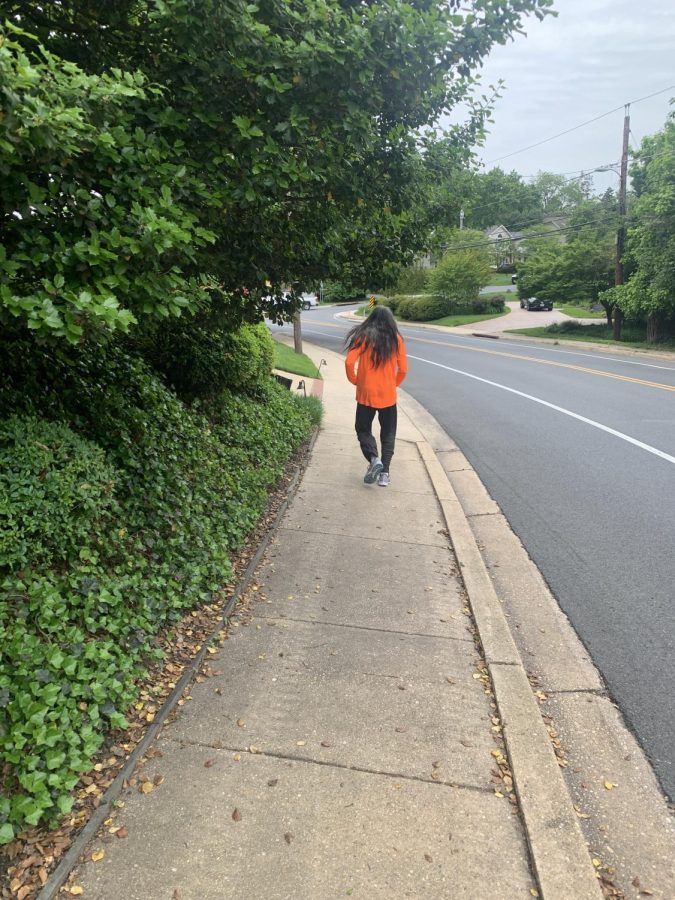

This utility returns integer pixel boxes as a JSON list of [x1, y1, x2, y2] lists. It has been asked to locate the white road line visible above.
[[407, 354, 675, 467]]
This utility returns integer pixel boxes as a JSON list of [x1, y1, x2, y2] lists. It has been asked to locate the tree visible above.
[[463, 168, 543, 230], [606, 112, 675, 342], [1, 0, 555, 341], [428, 229, 492, 303], [530, 170, 589, 214], [0, 23, 213, 342]]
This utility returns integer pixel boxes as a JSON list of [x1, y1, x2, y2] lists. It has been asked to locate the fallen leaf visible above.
[[236, 719, 246, 728], [494, 790, 504, 798], [395, 726, 407, 733], [68, 888, 84, 896], [249, 745, 259, 754], [424, 853, 433, 863], [91, 849, 105, 862], [153, 774, 165, 786], [267, 778, 278, 787], [116, 826, 129, 839], [204, 759, 215, 768], [296, 740, 306, 746], [320, 741, 331, 748], [592, 858, 601, 867], [284, 832, 294, 844], [140, 782, 154, 794], [530, 890, 539, 897], [603, 780, 617, 790], [232, 808, 242, 822]]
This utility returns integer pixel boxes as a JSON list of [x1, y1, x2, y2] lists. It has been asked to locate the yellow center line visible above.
[[403, 333, 675, 394]]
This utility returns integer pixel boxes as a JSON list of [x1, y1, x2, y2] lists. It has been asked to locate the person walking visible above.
[[344, 305, 408, 487]]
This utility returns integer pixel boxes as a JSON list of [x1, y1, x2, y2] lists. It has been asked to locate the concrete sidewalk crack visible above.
[[164, 737, 494, 795], [253, 612, 475, 643], [279, 526, 451, 549]]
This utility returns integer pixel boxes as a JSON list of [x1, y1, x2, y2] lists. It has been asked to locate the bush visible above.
[[0, 336, 316, 839], [409, 296, 453, 321], [394, 267, 429, 294], [0, 418, 117, 571], [428, 247, 491, 304], [396, 298, 417, 320], [322, 281, 365, 303], [133, 309, 274, 402], [470, 295, 506, 314]]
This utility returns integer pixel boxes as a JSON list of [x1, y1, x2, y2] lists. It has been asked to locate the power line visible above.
[[485, 83, 675, 165]]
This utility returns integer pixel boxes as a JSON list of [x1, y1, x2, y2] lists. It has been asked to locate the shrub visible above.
[[322, 281, 365, 303], [396, 298, 417, 320], [0, 336, 315, 839], [133, 309, 274, 402], [394, 266, 428, 294], [411, 296, 453, 321], [470, 295, 506, 314], [428, 248, 491, 304]]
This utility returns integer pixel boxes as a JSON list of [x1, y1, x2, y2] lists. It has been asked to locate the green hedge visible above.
[[0, 337, 316, 840], [384, 294, 505, 322]]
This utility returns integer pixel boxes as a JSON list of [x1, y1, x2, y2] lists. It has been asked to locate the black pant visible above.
[[355, 403, 397, 472]]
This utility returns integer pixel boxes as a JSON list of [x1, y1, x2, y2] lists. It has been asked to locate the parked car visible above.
[[301, 292, 318, 310], [520, 296, 553, 311], [511, 274, 518, 284]]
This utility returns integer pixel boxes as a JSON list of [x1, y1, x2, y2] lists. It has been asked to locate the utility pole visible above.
[[613, 104, 630, 340]]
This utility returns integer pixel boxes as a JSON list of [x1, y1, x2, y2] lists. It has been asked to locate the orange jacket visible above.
[[345, 335, 408, 408]]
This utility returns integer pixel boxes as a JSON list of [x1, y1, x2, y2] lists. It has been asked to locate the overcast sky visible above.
[[459, 0, 675, 192]]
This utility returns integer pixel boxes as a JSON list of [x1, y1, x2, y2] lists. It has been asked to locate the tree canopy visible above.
[[1, 0, 554, 341]]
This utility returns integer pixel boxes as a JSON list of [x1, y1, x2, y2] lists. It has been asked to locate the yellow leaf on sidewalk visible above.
[[91, 849, 105, 862]]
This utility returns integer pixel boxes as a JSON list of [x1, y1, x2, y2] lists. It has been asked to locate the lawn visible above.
[[273, 340, 321, 378], [556, 304, 606, 319], [486, 272, 515, 286], [506, 322, 675, 351]]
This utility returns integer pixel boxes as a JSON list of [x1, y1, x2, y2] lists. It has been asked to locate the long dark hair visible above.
[[344, 305, 400, 368]]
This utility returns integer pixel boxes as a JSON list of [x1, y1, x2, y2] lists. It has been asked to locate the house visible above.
[[485, 216, 569, 266]]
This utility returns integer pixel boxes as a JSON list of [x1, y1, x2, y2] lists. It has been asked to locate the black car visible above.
[[520, 296, 553, 311]]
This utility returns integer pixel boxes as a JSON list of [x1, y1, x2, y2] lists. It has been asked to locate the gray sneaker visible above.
[[377, 471, 390, 487], [364, 457, 384, 484]]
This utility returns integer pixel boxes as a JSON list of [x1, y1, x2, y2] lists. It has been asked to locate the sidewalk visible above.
[[70, 343, 606, 899]]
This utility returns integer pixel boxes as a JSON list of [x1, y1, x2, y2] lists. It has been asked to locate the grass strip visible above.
[[506, 324, 675, 351], [273, 340, 321, 378], [556, 305, 606, 319], [356, 306, 510, 327]]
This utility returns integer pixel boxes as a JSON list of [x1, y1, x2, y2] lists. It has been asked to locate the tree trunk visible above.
[[646, 312, 661, 343], [612, 307, 623, 340], [293, 310, 302, 355], [600, 300, 613, 327]]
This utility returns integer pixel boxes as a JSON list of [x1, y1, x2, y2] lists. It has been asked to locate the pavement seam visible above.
[[413, 438, 603, 899], [160, 737, 496, 795], [278, 525, 449, 548], [251, 612, 475, 643]]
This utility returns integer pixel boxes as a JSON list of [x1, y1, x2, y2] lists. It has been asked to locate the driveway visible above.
[[450, 300, 603, 335]]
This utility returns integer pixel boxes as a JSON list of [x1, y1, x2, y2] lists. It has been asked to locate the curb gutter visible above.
[[416, 437, 603, 900], [36, 428, 319, 900]]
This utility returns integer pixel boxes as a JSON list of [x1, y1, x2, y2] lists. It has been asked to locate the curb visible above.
[[36, 428, 320, 900], [414, 437, 603, 900]]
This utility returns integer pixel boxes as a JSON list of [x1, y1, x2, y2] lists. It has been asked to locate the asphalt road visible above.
[[273, 304, 675, 800]]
